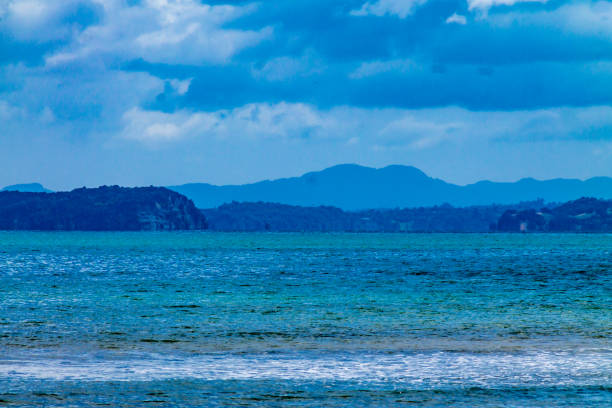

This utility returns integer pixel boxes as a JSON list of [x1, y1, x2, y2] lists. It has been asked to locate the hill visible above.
[[202, 200, 545, 233], [0, 186, 206, 231], [170, 164, 612, 210], [497, 197, 612, 232], [1, 183, 52, 193]]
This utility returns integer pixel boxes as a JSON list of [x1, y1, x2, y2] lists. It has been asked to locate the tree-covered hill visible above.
[[497, 197, 612, 232], [0, 186, 206, 231], [202, 200, 546, 233]]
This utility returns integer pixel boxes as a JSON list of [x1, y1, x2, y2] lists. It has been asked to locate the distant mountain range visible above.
[[6, 165, 612, 210], [1, 183, 52, 193], [169, 164, 612, 210]]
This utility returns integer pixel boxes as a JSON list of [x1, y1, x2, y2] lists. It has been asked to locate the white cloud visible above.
[[252, 51, 325, 82], [0, 98, 56, 128], [350, 59, 419, 79], [8, 0, 48, 22], [44, 0, 272, 66], [351, 0, 428, 18], [0, 0, 89, 42], [490, 1, 612, 38], [0, 100, 24, 120], [169, 78, 192, 95], [468, 0, 547, 13], [122, 108, 215, 143], [121, 103, 333, 145], [445, 13, 467, 25], [378, 115, 464, 149], [120, 103, 612, 151], [0, 61, 164, 142]]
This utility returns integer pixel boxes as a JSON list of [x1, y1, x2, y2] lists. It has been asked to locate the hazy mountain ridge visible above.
[[170, 164, 612, 210]]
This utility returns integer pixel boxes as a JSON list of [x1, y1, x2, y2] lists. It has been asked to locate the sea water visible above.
[[0, 232, 610, 407]]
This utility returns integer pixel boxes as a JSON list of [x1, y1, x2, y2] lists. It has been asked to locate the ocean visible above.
[[0, 232, 610, 407]]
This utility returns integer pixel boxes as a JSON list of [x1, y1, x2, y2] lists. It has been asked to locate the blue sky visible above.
[[1, 0, 612, 189]]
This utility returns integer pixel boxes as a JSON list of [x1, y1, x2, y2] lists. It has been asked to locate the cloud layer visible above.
[[1, 0, 612, 189]]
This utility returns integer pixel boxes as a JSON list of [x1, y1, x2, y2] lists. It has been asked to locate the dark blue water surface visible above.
[[0, 232, 610, 406]]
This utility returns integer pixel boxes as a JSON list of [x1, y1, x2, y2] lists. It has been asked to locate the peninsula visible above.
[[0, 186, 206, 231]]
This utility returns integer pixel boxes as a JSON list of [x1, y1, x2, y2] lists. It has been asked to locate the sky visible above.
[[1, 0, 612, 189]]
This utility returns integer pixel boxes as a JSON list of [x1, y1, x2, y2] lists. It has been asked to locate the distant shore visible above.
[[1, 186, 611, 232]]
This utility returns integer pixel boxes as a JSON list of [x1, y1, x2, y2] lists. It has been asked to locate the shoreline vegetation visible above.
[[203, 197, 612, 233], [1, 186, 612, 232]]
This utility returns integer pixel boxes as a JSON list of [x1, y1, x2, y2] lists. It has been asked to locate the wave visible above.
[[1, 351, 610, 386]]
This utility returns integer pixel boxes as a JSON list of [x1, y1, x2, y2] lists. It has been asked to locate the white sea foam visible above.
[[1, 351, 611, 386]]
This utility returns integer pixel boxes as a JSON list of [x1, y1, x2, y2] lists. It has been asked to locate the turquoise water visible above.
[[0, 232, 610, 407]]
